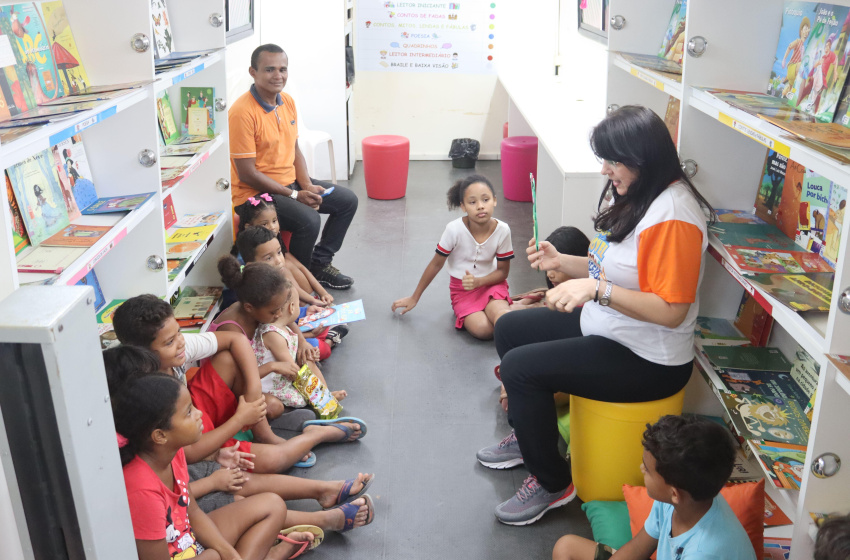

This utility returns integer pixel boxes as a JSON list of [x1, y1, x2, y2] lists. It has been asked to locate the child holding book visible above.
[[552, 415, 755, 560], [113, 294, 363, 473], [391, 174, 514, 340]]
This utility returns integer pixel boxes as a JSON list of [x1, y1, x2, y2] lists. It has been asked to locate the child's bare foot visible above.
[[331, 390, 347, 401], [303, 422, 363, 443], [317, 473, 373, 509], [270, 531, 316, 560]]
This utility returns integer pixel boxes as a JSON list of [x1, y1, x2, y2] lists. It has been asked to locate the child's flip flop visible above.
[[292, 451, 316, 468], [324, 474, 375, 510], [277, 525, 324, 558], [334, 494, 375, 533], [302, 417, 368, 440]]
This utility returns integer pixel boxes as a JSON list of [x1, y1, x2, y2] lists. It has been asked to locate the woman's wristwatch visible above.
[[599, 280, 614, 307]]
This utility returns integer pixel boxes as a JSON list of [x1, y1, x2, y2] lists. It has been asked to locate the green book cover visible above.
[[179, 86, 215, 137], [722, 392, 810, 446], [703, 346, 792, 372], [156, 90, 180, 145]]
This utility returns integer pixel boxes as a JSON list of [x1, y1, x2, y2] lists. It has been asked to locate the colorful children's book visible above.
[[761, 117, 850, 149], [718, 368, 811, 408], [734, 292, 773, 347], [174, 212, 224, 228], [162, 194, 177, 229], [6, 148, 70, 246], [167, 241, 203, 259], [298, 299, 366, 332], [161, 141, 211, 156], [774, 158, 807, 239], [821, 182, 846, 266], [39, 1, 90, 96], [41, 223, 112, 247], [748, 271, 834, 312], [75, 269, 105, 312], [617, 52, 683, 75], [5, 172, 30, 254], [704, 346, 793, 372], [155, 90, 180, 144], [768, 2, 820, 100], [795, 170, 832, 252], [16, 245, 85, 272], [0, 4, 61, 102], [763, 495, 793, 527], [755, 151, 789, 223], [715, 209, 767, 224], [173, 295, 218, 320], [150, 0, 173, 58], [694, 316, 750, 348], [530, 174, 539, 251], [159, 155, 193, 169], [658, 0, 687, 64], [51, 134, 96, 218], [167, 258, 189, 281], [762, 536, 793, 560], [82, 193, 154, 214], [727, 246, 834, 274], [789, 346, 819, 399], [166, 225, 216, 244], [179, 86, 215, 136], [709, 221, 803, 252], [748, 439, 807, 490], [664, 96, 680, 145], [728, 449, 761, 482], [702, 88, 816, 120], [96, 298, 126, 324], [787, 3, 850, 122], [723, 392, 810, 446]]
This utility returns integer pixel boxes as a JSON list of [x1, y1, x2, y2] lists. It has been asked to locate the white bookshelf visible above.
[[604, 1, 850, 557]]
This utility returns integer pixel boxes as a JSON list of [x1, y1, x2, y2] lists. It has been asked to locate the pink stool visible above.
[[503, 122, 509, 138], [500, 136, 538, 202], [362, 135, 410, 200]]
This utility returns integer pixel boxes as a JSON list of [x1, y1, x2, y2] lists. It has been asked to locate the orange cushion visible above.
[[622, 480, 764, 557]]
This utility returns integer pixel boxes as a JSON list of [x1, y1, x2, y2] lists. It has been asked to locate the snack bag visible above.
[[294, 364, 342, 420]]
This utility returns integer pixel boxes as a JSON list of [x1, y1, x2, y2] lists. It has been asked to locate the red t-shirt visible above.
[[123, 448, 205, 558]]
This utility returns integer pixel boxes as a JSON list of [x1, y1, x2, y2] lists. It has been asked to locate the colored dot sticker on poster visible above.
[[490, 14, 495, 19], [491, 2, 496, 6], [489, 34, 494, 39], [490, 24, 495, 29]]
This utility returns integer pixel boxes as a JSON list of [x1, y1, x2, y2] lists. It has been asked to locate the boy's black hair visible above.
[[446, 174, 496, 210], [544, 226, 591, 288], [102, 346, 161, 396], [251, 43, 286, 69], [112, 295, 174, 348], [815, 516, 850, 560], [235, 226, 277, 262], [642, 415, 735, 502], [218, 255, 290, 307]]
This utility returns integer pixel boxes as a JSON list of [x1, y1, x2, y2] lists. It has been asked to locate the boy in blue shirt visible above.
[[553, 415, 756, 560]]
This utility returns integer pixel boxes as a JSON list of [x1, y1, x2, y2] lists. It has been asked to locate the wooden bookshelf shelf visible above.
[[612, 53, 683, 99]]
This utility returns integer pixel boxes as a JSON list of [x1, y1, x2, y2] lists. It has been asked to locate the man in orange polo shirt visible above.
[[230, 43, 358, 289]]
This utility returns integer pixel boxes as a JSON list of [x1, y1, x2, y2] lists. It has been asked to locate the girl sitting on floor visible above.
[[391, 174, 515, 340]]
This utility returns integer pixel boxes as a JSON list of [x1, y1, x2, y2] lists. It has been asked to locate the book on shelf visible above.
[[0, 100, 102, 127], [40, 0, 89, 95], [39, 88, 127, 106], [729, 448, 761, 482], [167, 241, 203, 259], [715, 209, 766, 224], [767, 2, 819, 101], [734, 292, 773, 347], [762, 536, 792, 560], [709, 221, 805, 252], [755, 151, 790, 223], [173, 295, 218, 320], [297, 299, 366, 332], [159, 155, 193, 169], [786, 4, 850, 123], [616, 51, 683, 75], [773, 157, 807, 239], [156, 90, 180, 144], [723, 391, 810, 446], [789, 346, 819, 399], [96, 298, 126, 324], [52, 134, 96, 219], [163, 194, 177, 229], [150, 0, 173, 59], [663, 96, 680, 145], [75, 269, 105, 312], [718, 368, 810, 409], [174, 212, 224, 228], [167, 258, 189, 281], [747, 271, 833, 312], [704, 345, 793, 372], [160, 165, 187, 186], [821, 182, 846, 267], [161, 140, 213, 156], [41, 223, 112, 247], [748, 439, 807, 490], [658, 0, 686, 65], [81, 192, 154, 214], [166, 225, 216, 244], [699, 88, 816, 120], [180, 86, 215, 137], [6, 149, 70, 246], [795, 170, 832, 253], [0, 4, 61, 104], [804, 389, 816, 421], [759, 116, 850, 147], [97, 322, 119, 350], [726, 245, 834, 274], [16, 245, 85, 273], [694, 316, 750, 350], [5, 173, 31, 254], [763, 494, 792, 527], [810, 511, 846, 527]]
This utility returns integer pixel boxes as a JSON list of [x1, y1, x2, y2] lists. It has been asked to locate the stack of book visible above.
[[172, 286, 223, 333], [164, 212, 225, 282]]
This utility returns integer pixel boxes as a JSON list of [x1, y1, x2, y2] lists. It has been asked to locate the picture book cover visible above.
[[727, 246, 834, 274], [166, 225, 215, 244], [768, 2, 820, 100], [748, 271, 834, 312], [718, 368, 811, 408], [789, 346, 819, 399], [663, 96, 680, 145], [179, 86, 215, 136], [298, 299, 366, 332], [755, 150, 789, 223], [531, 175, 538, 252], [821, 181, 846, 266], [658, 0, 687, 64], [159, 155, 192, 169], [734, 291, 773, 347], [748, 439, 807, 490], [703, 88, 815, 119], [75, 269, 105, 312], [774, 158, 807, 239], [787, 4, 850, 122], [704, 346, 793, 372], [763, 495, 793, 527], [709, 221, 803, 252], [162, 194, 177, 229], [759, 116, 850, 147], [694, 316, 749, 345], [173, 295, 217, 320], [6, 172, 30, 255], [81, 192, 154, 214], [150, 0, 173, 59], [155, 90, 180, 144], [795, 170, 832, 251], [161, 141, 210, 156], [0, 4, 61, 103], [39, 1, 90, 96], [715, 209, 767, 224], [16, 245, 85, 272], [723, 392, 810, 446], [96, 298, 126, 324], [167, 241, 202, 259], [0, 34, 33, 118], [41, 223, 111, 247], [167, 258, 188, 282], [728, 449, 761, 482], [179, 285, 223, 299], [762, 536, 793, 559], [617, 51, 683, 75], [51, 135, 94, 221], [174, 212, 224, 228], [6, 148, 70, 246]]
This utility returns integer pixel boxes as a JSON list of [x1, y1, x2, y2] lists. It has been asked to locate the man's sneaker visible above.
[[310, 263, 354, 290], [476, 431, 523, 469], [494, 476, 576, 526], [326, 324, 349, 345]]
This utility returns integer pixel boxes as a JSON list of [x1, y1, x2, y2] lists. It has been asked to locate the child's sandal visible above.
[[278, 525, 324, 558]]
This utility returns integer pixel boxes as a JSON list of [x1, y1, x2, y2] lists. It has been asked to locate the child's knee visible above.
[[552, 535, 582, 560], [265, 395, 285, 419], [258, 492, 287, 522]]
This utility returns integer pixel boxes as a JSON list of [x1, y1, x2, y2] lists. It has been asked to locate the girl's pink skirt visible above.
[[449, 277, 512, 328]]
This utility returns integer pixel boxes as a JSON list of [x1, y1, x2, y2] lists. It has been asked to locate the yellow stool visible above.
[[569, 389, 685, 502]]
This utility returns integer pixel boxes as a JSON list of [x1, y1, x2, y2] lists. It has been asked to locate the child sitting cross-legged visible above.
[[552, 415, 756, 560], [113, 294, 363, 473], [103, 346, 375, 537]]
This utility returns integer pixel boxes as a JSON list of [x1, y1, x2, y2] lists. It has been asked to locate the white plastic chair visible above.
[[286, 85, 336, 183]]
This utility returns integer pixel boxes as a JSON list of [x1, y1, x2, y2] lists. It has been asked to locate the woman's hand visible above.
[[462, 270, 478, 291], [545, 278, 597, 313], [527, 239, 562, 272]]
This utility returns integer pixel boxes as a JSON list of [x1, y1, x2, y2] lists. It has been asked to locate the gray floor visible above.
[[285, 160, 592, 558]]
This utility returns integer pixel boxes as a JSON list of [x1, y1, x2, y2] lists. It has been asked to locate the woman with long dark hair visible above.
[[477, 105, 715, 525]]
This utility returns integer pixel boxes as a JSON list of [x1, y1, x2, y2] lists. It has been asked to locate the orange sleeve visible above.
[[228, 103, 257, 160], [637, 220, 703, 303]]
